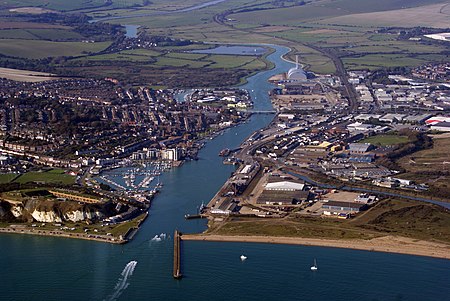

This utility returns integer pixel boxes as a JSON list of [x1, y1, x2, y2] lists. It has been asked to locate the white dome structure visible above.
[[287, 55, 307, 80]]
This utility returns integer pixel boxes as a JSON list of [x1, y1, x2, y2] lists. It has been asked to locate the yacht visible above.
[[310, 259, 318, 271], [240, 255, 247, 261]]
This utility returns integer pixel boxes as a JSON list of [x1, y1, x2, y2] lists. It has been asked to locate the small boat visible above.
[[310, 259, 318, 271], [240, 255, 247, 261]]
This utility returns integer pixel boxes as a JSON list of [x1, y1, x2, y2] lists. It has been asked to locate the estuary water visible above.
[[0, 46, 449, 301]]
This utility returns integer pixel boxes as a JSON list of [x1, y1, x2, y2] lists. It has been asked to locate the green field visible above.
[[13, 171, 75, 185], [207, 55, 259, 68], [0, 39, 111, 59], [154, 56, 210, 68], [0, 29, 85, 41], [0, 29, 38, 39], [361, 135, 409, 146], [343, 54, 428, 70], [82, 52, 156, 62], [1, 0, 108, 11], [0, 174, 19, 184], [78, 46, 267, 71], [1, 0, 448, 79]]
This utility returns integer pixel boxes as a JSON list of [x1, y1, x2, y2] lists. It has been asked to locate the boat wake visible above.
[[151, 233, 167, 242], [105, 260, 137, 301]]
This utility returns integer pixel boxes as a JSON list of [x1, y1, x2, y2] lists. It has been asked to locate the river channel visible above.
[[0, 46, 449, 301]]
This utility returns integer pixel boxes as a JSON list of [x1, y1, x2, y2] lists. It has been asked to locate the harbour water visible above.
[[1, 46, 449, 301]]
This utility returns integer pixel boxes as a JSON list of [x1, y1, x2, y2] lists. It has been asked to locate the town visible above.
[[203, 61, 450, 222], [0, 75, 254, 242]]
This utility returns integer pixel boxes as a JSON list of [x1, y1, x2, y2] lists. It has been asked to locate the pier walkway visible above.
[[173, 230, 182, 279]]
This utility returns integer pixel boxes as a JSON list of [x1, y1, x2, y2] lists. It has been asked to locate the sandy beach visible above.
[[182, 234, 450, 260]]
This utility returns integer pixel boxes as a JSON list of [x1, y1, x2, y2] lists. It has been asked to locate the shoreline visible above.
[[0, 227, 126, 244], [182, 234, 450, 260]]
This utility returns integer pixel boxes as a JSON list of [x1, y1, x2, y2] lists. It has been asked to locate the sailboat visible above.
[[310, 259, 318, 271]]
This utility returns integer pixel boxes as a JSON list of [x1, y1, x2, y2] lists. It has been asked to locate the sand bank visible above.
[[182, 234, 450, 260]]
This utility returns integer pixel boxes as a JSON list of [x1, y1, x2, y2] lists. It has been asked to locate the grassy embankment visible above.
[[207, 198, 450, 244], [398, 134, 450, 198]]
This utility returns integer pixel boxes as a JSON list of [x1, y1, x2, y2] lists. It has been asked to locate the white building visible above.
[[161, 148, 180, 161], [265, 181, 305, 191]]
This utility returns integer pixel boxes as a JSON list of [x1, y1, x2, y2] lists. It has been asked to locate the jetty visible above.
[[173, 230, 182, 279]]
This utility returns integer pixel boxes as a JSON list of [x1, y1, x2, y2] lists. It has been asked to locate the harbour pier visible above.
[[173, 230, 182, 279]]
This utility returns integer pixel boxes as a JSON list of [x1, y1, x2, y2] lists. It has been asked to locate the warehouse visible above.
[[322, 201, 367, 213]]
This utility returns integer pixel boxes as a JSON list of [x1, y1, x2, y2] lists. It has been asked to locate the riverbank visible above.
[[182, 234, 450, 260], [0, 227, 126, 244]]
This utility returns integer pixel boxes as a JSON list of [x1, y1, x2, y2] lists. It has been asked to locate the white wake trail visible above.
[[105, 261, 137, 301]]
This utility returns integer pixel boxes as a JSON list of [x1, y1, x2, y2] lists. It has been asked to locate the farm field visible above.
[[0, 0, 108, 11], [0, 21, 69, 30], [0, 0, 447, 81], [0, 67, 59, 82], [318, 3, 450, 28], [0, 39, 111, 59], [342, 54, 429, 70], [75, 43, 269, 71], [0, 28, 85, 41]]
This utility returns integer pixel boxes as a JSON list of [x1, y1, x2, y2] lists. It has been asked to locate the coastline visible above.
[[0, 227, 126, 244], [182, 234, 450, 260]]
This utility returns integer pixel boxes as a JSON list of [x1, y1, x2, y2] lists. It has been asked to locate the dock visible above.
[[173, 230, 182, 279], [184, 214, 206, 219]]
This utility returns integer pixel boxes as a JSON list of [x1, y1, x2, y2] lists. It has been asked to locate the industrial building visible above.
[[430, 121, 450, 132], [287, 56, 307, 81], [322, 201, 367, 213], [265, 181, 305, 191], [348, 143, 374, 154]]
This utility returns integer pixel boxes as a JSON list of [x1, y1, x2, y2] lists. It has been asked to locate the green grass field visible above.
[[1, 0, 107, 11], [154, 56, 210, 68], [207, 55, 258, 68], [0, 174, 19, 184], [25, 29, 85, 41], [82, 52, 156, 62], [13, 171, 75, 185], [0, 29, 38, 40], [0, 39, 111, 59], [361, 135, 409, 146], [343, 54, 428, 70], [0, 29, 85, 41], [79, 46, 267, 71], [2, 0, 447, 78]]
